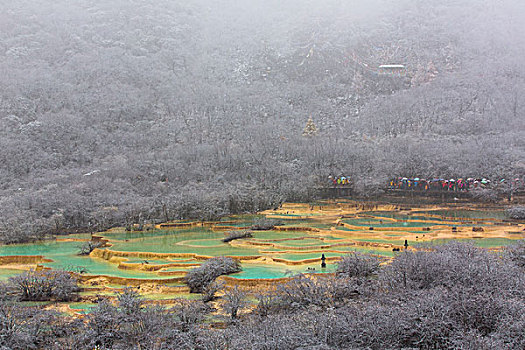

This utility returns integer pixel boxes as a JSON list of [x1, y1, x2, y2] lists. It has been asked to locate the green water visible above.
[[233, 264, 335, 279], [343, 218, 449, 228], [276, 239, 325, 247], [69, 302, 97, 314], [0, 241, 178, 279], [179, 238, 225, 247], [0, 268, 25, 280], [353, 238, 406, 245], [220, 214, 262, 222], [159, 267, 194, 272], [108, 228, 260, 257], [361, 209, 510, 223], [19, 301, 53, 307], [334, 246, 395, 257], [0, 206, 521, 282], [430, 237, 516, 248], [283, 222, 334, 230], [250, 231, 306, 240], [102, 227, 213, 241], [213, 222, 251, 228], [124, 259, 181, 265], [414, 209, 508, 220], [362, 211, 445, 222], [278, 252, 345, 261]]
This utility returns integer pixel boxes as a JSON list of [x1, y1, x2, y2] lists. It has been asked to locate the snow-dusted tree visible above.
[[302, 117, 318, 136]]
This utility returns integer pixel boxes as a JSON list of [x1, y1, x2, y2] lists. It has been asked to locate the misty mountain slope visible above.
[[0, 0, 524, 241]]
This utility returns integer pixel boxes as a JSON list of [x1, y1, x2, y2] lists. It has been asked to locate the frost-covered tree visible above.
[[302, 117, 318, 136]]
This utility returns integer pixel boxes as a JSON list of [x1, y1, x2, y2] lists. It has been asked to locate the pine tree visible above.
[[302, 117, 318, 136]]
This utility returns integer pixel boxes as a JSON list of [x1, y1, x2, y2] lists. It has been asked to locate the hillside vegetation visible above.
[[1, 0, 524, 241]]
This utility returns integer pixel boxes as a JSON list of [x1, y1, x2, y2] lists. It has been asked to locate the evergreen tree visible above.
[[302, 117, 318, 136]]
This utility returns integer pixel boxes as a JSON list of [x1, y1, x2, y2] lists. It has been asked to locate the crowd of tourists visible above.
[[328, 175, 351, 186], [389, 177, 524, 192], [325, 175, 524, 192]]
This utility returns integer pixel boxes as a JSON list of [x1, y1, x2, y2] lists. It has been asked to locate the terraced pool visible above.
[[0, 202, 522, 283]]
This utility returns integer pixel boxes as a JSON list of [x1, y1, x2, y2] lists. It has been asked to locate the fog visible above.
[[1, 0, 524, 241]]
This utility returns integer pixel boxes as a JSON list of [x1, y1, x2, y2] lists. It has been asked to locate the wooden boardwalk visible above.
[[313, 187, 525, 201]]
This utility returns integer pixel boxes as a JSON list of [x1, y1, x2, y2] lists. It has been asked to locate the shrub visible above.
[[380, 242, 514, 292], [78, 239, 104, 255], [0, 298, 59, 350], [471, 188, 498, 202], [222, 230, 253, 243], [77, 288, 194, 349], [202, 280, 225, 302], [185, 257, 241, 293], [8, 269, 80, 301], [221, 286, 248, 319], [506, 206, 525, 220], [117, 287, 144, 315], [336, 252, 381, 279], [505, 240, 525, 268], [254, 290, 281, 317], [171, 299, 210, 331], [274, 274, 360, 310], [251, 218, 283, 230]]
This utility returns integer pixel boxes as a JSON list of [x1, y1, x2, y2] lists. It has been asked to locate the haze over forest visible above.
[[1, 0, 524, 242]]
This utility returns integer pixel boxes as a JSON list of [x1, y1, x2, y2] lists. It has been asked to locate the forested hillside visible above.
[[1, 0, 524, 241]]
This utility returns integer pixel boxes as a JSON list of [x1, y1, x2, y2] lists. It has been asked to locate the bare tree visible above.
[[221, 286, 248, 319], [185, 257, 241, 293], [8, 269, 79, 302]]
